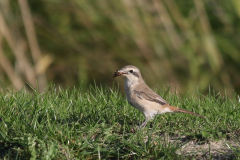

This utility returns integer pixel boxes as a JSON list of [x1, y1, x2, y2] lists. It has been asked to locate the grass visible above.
[[1, 0, 240, 95], [0, 84, 240, 159]]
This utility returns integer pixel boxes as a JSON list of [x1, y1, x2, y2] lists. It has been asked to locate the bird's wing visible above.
[[133, 89, 169, 105]]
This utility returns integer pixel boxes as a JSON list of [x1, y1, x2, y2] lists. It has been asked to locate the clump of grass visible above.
[[0, 85, 239, 159]]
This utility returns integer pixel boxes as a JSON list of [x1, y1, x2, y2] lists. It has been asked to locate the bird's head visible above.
[[113, 65, 143, 83]]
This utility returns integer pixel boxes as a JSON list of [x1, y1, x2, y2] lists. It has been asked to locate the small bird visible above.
[[113, 65, 205, 128]]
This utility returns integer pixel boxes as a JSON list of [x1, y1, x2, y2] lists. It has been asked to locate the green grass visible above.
[[0, 84, 240, 159]]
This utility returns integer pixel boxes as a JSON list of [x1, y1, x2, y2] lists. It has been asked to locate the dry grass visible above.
[[0, 0, 239, 95]]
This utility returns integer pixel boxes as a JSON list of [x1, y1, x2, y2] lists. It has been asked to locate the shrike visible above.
[[113, 65, 205, 128]]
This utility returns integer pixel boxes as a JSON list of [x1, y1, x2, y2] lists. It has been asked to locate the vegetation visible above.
[[0, 0, 240, 95], [0, 85, 240, 159], [1, 1, 240, 159]]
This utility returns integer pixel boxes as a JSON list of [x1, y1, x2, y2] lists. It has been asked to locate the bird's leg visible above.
[[139, 119, 148, 128], [139, 114, 150, 128]]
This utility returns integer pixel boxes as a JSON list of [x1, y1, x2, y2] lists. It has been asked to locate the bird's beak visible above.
[[113, 70, 127, 78]]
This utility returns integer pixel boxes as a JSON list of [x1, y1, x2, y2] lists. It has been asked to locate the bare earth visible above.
[[177, 139, 238, 159], [142, 132, 239, 159]]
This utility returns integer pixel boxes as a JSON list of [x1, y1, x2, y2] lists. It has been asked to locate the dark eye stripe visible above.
[[133, 72, 139, 78]]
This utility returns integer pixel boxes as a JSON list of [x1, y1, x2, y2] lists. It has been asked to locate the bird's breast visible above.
[[124, 83, 140, 106], [125, 87, 149, 114]]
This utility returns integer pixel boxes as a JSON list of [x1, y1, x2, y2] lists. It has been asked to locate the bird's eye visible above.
[[129, 70, 133, 73]]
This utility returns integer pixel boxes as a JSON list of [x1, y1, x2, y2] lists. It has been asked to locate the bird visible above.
[[113, 65, 205, 128]]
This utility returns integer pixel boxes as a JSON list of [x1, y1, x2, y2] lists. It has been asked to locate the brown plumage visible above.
[[114, 65, 205, 128], [162, 105, 205, 118], [172, 107, 205, 118]]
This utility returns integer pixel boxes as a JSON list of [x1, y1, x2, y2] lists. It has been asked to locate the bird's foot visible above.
[[139, 120, 148, 129]]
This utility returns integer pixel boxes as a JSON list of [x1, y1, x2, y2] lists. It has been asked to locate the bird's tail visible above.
[[174, 108, 206, 118]]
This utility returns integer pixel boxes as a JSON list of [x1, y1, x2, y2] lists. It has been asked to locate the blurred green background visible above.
[[0, 0, 240, 96]]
